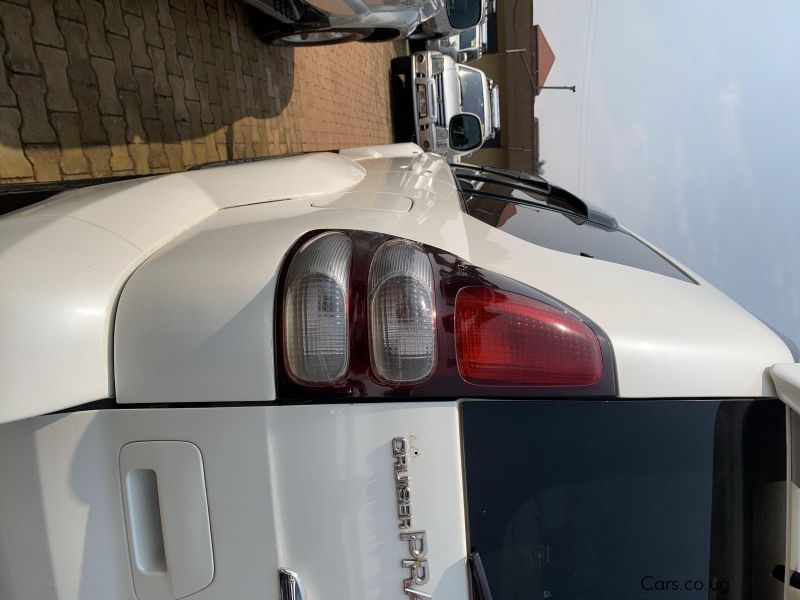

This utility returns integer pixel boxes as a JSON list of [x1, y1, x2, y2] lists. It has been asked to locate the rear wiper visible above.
[[468, 550, 494, 600]]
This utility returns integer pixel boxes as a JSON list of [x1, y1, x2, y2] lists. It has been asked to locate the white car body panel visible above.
[[1, 145, 793, 422], [112, 151, 790, 406], [0, 153, 365, 424], [0, 403, 467, 600], [0, 142, 796, 600]]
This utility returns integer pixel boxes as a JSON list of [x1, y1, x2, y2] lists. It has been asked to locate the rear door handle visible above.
[[120, 441, 214, 600]]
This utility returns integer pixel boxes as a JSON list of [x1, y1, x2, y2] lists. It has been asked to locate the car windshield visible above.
[[458, 67, 485, 122], [445, 0, 481, 31], [462, 399, 787, 600]]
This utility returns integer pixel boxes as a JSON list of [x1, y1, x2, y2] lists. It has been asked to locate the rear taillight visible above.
[[283, 232, 352, 385], [455, 287, 603, 386], [369, 240, 437, 384], [277, 231, 615, 398]]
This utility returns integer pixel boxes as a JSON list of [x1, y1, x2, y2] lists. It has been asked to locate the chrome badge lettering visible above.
[[392, 437, 432, 600]]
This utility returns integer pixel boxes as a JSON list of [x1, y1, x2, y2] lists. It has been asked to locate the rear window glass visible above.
[[462, 399, 787, 600], [463, 193, 694, 282]]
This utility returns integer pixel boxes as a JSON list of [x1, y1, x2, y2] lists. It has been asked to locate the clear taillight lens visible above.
[[369, 240, 436, 384], [455, 287, 603, 386], [283, 232, 352, 385]]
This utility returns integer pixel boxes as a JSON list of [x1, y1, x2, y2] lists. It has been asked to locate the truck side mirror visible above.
[[449, 113, 483, 152]]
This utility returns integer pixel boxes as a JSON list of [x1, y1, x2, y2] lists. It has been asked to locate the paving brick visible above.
[[154, 95, 179, 140], [90, 56, 123, 115], [10, 74, 56, 143], [227, 14, 239, 55], [72, 81, 108, 143], [185, 99, 203, 139], [140, 0, 162, 47], [194, 0, 209, 23], [197, 19, 213, 63], [207, 6, 222, 48], [176, 121, 194, 164], [220, 28, 233, 69], [54, 0, 84, 22], [187, 36, 206, 82], [24, 144, 61, 180], [101, 114, 135, 171], [1, 3, 39, 74], [82, 0, 113, 58], [128, 143, 150, 172], [0, 107, 34, 178], [192, 138, 207, 163], [36, 45, 77, 111], [168, 73, 189, 121], [147, 46, 171, 96], [133, 67, 159, 119], [196, 81, 213, 123], [156, 0, 174, 29], [184, 0, 198, 34], [30, 0, 65, 47], [0, 35, 17, 106], [123, 13, 151, 68], [142, 119, 168, 168], [160, 27, 181, 75], [171, 9, 190, 55], [103, 0, 126, 35], [84, 144, 112, 177], [119, 89, 145, 142], [60, 19, 94, 85], [120, 0, 142, 15], [179, 55, 198, 100], [163, 141, 184, 171], [107, 33, 137, 90], [51, 112, 89, 175]]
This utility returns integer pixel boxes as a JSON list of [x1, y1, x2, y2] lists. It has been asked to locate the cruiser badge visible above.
[[392, 437, 432, 600]]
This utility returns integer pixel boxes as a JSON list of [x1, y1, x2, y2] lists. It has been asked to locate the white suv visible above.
[[398, 51, 499, 156], [0, 144, 797, 600]]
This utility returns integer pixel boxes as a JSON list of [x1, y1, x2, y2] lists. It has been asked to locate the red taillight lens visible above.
[[455, 287, 603, 386]]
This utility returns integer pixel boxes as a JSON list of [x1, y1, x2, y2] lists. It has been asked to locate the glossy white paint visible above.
[[2, 143, 795, 422], [0, 215, 139, 424], [0, 403, 468, 600], [0, 152, 365, 424], [115, 148, 792, 404]]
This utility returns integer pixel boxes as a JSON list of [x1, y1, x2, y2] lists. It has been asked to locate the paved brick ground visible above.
[[0, 0, 399, 184]]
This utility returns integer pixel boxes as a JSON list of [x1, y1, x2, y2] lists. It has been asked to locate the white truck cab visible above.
[[0, 144, 798, 600], [406, 50, 499, 156]]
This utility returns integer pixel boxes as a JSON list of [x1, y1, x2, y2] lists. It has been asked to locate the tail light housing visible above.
[[276, 230, 615, 398]]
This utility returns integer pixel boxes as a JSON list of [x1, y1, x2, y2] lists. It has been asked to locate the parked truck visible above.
[[394, 50, 499, 156]]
